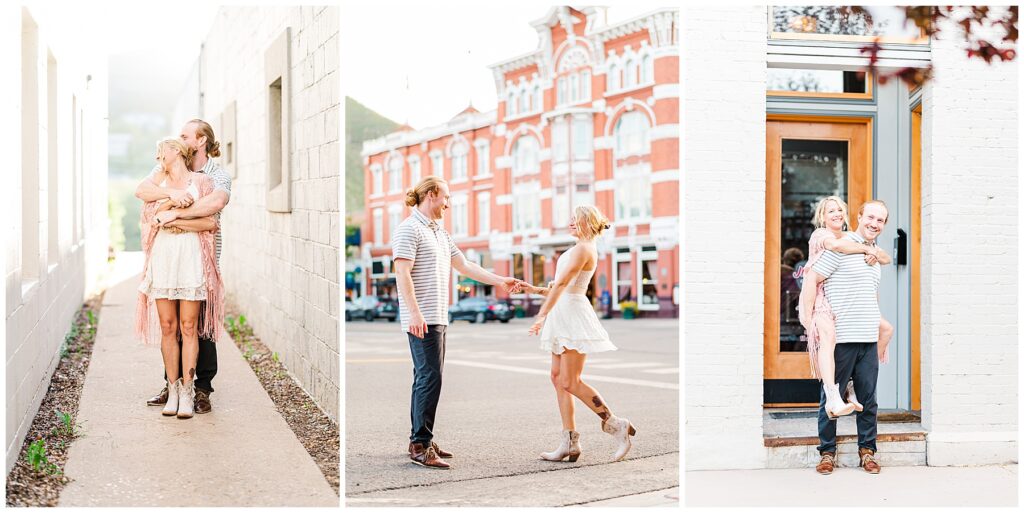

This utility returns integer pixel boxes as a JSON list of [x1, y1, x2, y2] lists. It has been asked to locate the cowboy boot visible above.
[[540, 430, 581, 462], [602, 416, 637, 462], [161, 379, 180, 416]]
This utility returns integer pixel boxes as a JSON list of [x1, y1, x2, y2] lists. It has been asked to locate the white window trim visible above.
[[370, 164, 384, 198], [408, 155, 421, 185], [637, 246, 660, 311], [372, 208, 384, 246], [388, 156, 404, 194], [477, 191, 491, 236], [451, 193, 469, 237], [474, 140, 491, 178], [611, 249, 633, 311], [429, 150, 444, 178]]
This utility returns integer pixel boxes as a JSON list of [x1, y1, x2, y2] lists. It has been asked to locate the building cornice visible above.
[[362, 110, 497, 157]]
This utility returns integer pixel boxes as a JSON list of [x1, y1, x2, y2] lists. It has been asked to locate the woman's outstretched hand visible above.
[[528, 314, 546, 336]]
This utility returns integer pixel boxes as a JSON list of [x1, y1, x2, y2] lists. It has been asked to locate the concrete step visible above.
[[763, 409, 926, 469]]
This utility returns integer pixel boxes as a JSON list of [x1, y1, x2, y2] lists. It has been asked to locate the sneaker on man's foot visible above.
[[194, 388, 212, 414], [816, 452, 836, 475], [409, 443, 451, 470], [146, 385, 169, 406]]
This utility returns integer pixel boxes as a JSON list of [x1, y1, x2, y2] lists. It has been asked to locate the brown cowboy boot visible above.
[[816, 452, 836, 475], [859, 448, 881, 474], [409, 442, 451, 470]]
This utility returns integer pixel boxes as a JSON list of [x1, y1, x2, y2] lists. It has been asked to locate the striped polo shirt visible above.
[[149, 158, 231, 265], [392, 208, 464, 333], [812, 232, 882, 343]]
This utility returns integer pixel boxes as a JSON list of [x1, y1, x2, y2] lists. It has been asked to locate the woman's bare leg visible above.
[[178, 300, 201, 385], [878, 317, 894, 363], [558, 350, 613, 424], [550, 353, 576, 431], [156, 299, 180, 382], [815, 316, 838, 386]]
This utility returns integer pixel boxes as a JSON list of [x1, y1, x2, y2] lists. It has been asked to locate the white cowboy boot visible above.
[[177, 379, 195, 419], [162, 379, 180, 416], [540, 430, 581, 462], [824, 382, 856, 419], [602, 416, 637, 462], [846, 381, 864, 412]]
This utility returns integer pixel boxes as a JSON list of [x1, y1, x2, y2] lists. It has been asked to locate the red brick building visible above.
[[359, 6, 678, 317]]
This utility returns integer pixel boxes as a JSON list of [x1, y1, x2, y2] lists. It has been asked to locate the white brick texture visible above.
[[920, 14, 1018, 465], [683, 5, 768, 471], [197, 6, 340, 422]]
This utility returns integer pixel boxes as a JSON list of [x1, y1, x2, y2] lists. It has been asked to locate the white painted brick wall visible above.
[[920, 13, 1018, 465], [196, 6, 339, 422], [683, 5, 768, 471], [4, 4, 109, 472]]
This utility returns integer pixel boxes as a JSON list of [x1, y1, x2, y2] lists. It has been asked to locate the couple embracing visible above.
[[798, 196, 893, 475], [393, 176, 637, 470], [133, 119, 231, 419]]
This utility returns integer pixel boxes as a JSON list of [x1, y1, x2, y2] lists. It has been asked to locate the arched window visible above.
[[569, 73, 579, 103], [508, 90, 518, 117], [625, 58, 638, 89], [609, 62, 620, 91], [387, 154, 403, 193], [450, 143, 468, 181], [641, 54, 653, 84], [557, 45, 592, 106], [615, 111, 651, 156], [581, 69, 591, 100], [512, 135, 540, 176], [532, 84, 542, 112], [557, 77, 566, 106]]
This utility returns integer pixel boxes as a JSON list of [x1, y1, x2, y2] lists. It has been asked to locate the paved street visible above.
[[345, 317, 679, 507]]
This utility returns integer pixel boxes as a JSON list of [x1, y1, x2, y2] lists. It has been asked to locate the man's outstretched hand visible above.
[[501, 277, 526, 294]]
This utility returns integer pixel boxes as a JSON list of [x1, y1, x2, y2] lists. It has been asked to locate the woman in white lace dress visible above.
[[135, 138, 224, 419], [526, 205, 637, 462]]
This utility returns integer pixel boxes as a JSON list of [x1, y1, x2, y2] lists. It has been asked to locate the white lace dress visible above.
[[137, 180, 207, 301], [539, 245, 617, 355]]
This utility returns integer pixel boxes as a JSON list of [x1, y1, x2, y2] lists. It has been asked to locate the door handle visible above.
[[895, 228, 908, 266]]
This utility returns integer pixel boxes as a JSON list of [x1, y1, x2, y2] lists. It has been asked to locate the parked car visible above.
[[351, 296, 398, 322], [345, 297, 356, 321], [448, 297, 513, 324]]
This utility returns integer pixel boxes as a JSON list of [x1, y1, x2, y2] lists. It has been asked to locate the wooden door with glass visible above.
[[764, 116, 872, 405]]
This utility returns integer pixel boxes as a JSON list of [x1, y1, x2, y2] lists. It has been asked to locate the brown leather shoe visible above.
[[146, 385, 169, 406], [194, 388, 212, 414], [859, 448, 881, 474], [816, 452, 836, 475], [409, 443, 451, 470], [408, 441, 453, 459]]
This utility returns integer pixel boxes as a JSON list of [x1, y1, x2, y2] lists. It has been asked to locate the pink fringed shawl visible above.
[[795, 228, 834, 380], [134, 173, 225, 345]]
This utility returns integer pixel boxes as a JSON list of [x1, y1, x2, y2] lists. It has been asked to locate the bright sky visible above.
[[342, 1, 669, 130]]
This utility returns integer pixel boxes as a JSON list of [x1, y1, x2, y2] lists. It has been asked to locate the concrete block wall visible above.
[[197, 6, 340, 422], [920, 13, 1018, 465], [682, 5, 768, 470], [4, 4, 109, 472]]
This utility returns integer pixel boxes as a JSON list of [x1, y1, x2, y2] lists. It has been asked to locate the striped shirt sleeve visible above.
[[392, 224, 418, 261], [812, 250, 841, 278], [448, 233, 464, 260], [208, 167, 232, 196]]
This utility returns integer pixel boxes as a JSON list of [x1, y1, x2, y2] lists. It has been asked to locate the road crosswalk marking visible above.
[[444, 359, 678, 390]]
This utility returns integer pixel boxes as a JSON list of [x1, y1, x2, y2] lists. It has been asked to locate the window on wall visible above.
[[430, 151, 443, 177], [474, 140, 489, 176], [581, 69, 592, 99], [388, 205, 403, 244], [615, 167, 652, 221], [21, 9, 40, 284], [639, 246, 659, 310], [388, 155, 403, 193], [513, 253, 525, 281], [512, 181, 541, 232], [557, 78, 566, 106], [532, 254, 546, 288], [451, 143, 468, 182], [533, 85, 542, 112], [451, 194, 468, 236], [371, 165, 383, 196], [47, 50, 58, 266], [572, 115, 593, 161], [609, 63, 621, 91], [477, 192, 490, 235], [625, 58, 638, 89], [614, 248, 633, 307], [265, 27, 291, 213], [641, 54, 652, 84], [615, 111, 651, 157], [553, 185, 569, 228], [552, 117, 568, 163], [512, 135, 540, 176], [767, 68, 871, 98], [373, 208, 384, 244], [508, 90, 517, 117], [409, 156, 421, 186]]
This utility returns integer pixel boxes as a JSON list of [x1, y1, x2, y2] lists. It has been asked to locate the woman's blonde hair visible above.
[[188, 119, 221, 158], [405, 176, 447, 207], [812, 195, 849, 229], [573, 205, 611, 240], [157, 137, 195, 170]]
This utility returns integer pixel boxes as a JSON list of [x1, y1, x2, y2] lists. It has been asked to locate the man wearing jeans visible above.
[[392, 176, 522, 469], [801, 200, 889, 475]]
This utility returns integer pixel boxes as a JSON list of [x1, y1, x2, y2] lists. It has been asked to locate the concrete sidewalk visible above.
[[686, 465, 1017, 507], [59, 253, 337, 507]]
